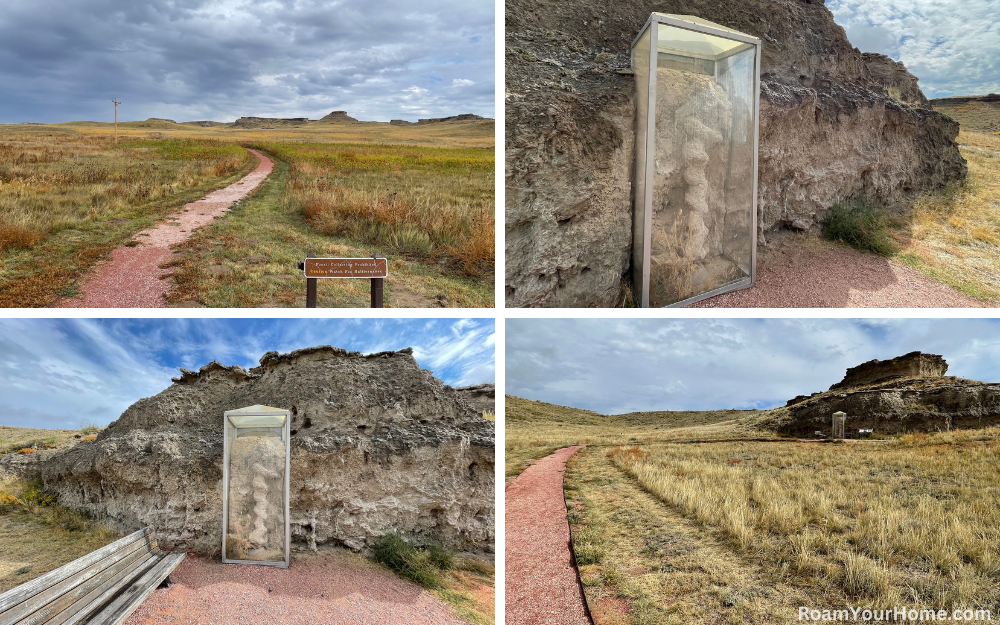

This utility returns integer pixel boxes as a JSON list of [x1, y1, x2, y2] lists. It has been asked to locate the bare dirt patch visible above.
[[125, 549, 472, 625], [694, 230, 984, 308]]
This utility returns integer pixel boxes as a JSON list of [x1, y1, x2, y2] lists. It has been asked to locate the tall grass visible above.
[[249, 142, 494, 276], [607, 429, 1000, 608]]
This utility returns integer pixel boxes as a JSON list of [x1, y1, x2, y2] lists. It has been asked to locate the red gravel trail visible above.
[[694, 231, 984, 308], [505, 446, 590, 625], [125, 552, 470, 625], [54, 149, 273, 308]]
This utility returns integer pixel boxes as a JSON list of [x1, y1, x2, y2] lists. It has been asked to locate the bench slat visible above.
[[86, 552, 185, 625], [0, 528, 152, 614], [24, 544, 157, 625]]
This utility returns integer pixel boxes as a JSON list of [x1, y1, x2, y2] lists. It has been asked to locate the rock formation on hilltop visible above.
[[774, 352, 1000, 436], [18, 346, 495, 554], [505, 0, 967, 307], [233, 116, 310, 129], [830, 351, 948, 390], [319, 111, 359, 123]]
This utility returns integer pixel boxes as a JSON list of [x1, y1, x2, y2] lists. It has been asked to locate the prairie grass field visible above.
[[894, 129, 1000, 302], [0, 126, 254, 306], [506, 395, 1000, 624], [0, 117, 494, 307]]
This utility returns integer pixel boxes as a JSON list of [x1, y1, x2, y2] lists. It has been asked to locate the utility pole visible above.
[[112, 98, 121, 145]]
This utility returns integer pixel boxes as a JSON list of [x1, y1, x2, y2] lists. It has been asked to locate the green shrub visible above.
[[373, 532, 456, 588], [821, 200, 898, 256]]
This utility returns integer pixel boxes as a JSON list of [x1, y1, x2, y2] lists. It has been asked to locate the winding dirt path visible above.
[[125, 552, 470, 625], [505, 446, 590, 625], [54, 149, 273, 308]]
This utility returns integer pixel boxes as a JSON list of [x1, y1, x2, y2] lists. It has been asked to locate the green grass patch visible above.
[[164, 153, 493, 308], [373, 532, 453, 588], [821, 199, 898, 256]]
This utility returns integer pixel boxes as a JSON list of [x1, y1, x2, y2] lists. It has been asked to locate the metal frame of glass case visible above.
[[631, 13, 761, 307], [221, 405, 291, 568]]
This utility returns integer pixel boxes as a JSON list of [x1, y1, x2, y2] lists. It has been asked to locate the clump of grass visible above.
[[0, 223, 44, 251], [79, 424, 99, 436], [373, 532, 457, 588], [821, 199, 897, 256]]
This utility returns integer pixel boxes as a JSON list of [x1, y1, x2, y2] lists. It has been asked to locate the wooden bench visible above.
[[0, 527, 185, 625]]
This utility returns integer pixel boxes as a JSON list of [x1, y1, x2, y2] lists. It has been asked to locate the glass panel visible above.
[[228, 414, 286, 428], [645, 26, 756, 307], [656, 22, 749, 60], [631, 24, 651, 305], [226, 423, 286, 562]]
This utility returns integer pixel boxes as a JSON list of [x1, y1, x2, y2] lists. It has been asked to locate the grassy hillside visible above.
[[0, 424, 100, 455], [505, 395, 763, 479], [931, 98, 1000, 133]]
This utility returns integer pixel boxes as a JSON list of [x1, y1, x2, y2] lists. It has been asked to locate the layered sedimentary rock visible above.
[[830, 351, 948, 390], [775, 377, 1000, 436], [454, 384, 496, 415], [319, 111, 359, 123], [31, 346, 495, 554], [775, 353, 996, 436], [506, 0, 967, 307]]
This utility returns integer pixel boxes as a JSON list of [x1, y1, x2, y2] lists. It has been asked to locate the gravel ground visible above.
[[505, 446, 590, 625], [693, 231, 985, 308], [125, 550, 470, 625], [54, 149, 273, 308]]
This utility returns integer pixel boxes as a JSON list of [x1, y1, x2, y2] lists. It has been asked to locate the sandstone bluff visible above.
[[12, 346, 495, 554], [505, 0, 967, 307], [773, 352, 1000, 436]]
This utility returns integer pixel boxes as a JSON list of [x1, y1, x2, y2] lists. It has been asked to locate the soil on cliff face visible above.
[[22, 347, 495, 555], [505, 0, 966, 307]]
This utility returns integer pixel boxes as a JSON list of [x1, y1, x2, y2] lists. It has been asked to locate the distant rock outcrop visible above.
[[319, 111, 359, 123], [21, 346, 495, 554], [774, 352, 998, 436], [417, 114, 487, 124], [233, 116, 310, 129], [505, 0, 967, 307]]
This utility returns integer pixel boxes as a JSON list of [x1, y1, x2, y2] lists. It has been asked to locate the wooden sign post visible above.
[[297, 253, 388, 308], [112, 99, 121, 145]]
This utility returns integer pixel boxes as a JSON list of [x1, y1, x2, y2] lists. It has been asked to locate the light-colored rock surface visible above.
[[505, 0, 966, 307], [26, 346, 495, 555]]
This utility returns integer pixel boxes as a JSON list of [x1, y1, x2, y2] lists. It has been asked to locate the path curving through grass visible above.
[[53, 149, 273, 308]]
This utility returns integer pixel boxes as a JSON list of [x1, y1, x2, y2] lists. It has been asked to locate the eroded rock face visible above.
[[34, 347, 494, 554], [774, 377, 1000, 436], [831, 351, 948, 390], [505, 0, 966, 307]]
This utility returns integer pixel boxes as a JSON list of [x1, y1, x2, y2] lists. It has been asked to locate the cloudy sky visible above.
[[507, 318, 1000, 416], [0, 0, 493, 124], [0, 317, 494, 430], [828, 0, 1000, 98]]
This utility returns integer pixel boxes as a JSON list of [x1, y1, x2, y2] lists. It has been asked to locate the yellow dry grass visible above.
[[895, 130, 1000, 302], [507, 396, 1000, 623]]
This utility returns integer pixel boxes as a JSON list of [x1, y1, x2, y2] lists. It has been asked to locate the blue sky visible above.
[[828, 0, 1000, 97], [0, 318, 494, 430], [506, 319, 1000, 415], [0, 0, 494, 124]]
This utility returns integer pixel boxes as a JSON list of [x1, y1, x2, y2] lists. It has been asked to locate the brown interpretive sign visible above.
[[302, 257, 388, 279]]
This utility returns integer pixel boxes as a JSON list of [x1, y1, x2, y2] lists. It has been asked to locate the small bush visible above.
[[821, 200, 898, 256], [80, 424, 100, 436], [17, 448, 35, 454], [0, 223, 44, 251], [373, 532, 456, 588]]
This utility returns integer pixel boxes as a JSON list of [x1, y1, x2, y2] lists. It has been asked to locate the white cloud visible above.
[[452, 79, 474, 86], [828, 0, 1000, 97]]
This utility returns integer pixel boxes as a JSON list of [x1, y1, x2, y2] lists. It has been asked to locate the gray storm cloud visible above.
[[0, 0, 494, 123]]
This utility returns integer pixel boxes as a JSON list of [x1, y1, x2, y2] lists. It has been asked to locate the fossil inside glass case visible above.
[[632, 14, 761, 307], [222, 405, 290, 568]]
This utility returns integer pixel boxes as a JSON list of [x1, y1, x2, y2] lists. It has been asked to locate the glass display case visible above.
[[632, 14, 761, 307], [222, 405, 291, 568]]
